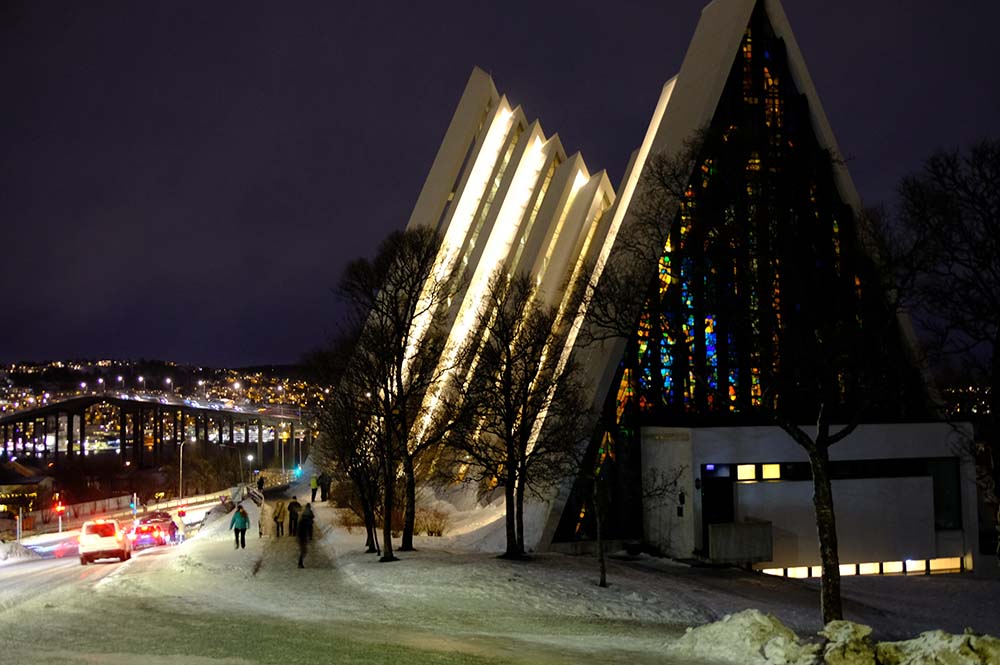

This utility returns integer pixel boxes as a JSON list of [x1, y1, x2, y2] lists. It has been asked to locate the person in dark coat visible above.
[[318, 471, 330, 502], [256, 475, 264, 493], [287, 496, 301, 536], [297, 504, 315, 568]]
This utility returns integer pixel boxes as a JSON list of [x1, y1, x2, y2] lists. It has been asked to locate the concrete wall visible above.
[[641, 423, 980, 571], [736, 477, 936, 567]]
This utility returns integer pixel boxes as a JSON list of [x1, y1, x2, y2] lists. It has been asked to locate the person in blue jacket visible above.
[[230, 504, 250, 549]]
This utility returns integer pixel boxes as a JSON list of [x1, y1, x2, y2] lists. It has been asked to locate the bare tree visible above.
[[885, 138, 1000, 497], [309, 339, 384, 554], [333, 226, 464, 562], [457, 270, 587, 558]]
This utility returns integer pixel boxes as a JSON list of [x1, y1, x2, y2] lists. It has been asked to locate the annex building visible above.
[[401, 0, 984, 576]]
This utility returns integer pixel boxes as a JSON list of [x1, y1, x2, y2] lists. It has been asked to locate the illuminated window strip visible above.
[[760, 557, 965, 578], [524, 184, 613, 455], [416, 134, 549, 442], [406, 103, 516, 376]]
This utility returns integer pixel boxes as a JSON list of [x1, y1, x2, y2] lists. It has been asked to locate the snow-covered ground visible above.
[[0, 474, 997, 664]]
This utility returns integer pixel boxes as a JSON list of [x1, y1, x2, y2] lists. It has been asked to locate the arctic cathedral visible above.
[[402, 0, 983, 576]]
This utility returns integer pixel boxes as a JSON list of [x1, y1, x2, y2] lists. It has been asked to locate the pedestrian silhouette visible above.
[[287, 496, 301, 536], [297, 504, 314, 568], [273, 499, 286, 537]]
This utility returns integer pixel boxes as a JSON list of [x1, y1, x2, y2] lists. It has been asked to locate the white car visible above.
[[78, 519, 132, 564]]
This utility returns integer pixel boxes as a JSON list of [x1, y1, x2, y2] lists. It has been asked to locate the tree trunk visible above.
[[808, 443, 843, 623], [380, 446, 397, 562], [502, 467, 518, 558], [515, 460, 526, 557], [594, 478, 607, 588], [989, 327, 1000, 505], [363, 501, 378, 554], [400, 452, 417, 551]]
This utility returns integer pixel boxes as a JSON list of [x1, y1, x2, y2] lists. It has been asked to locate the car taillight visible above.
[[155, 528, 162, 537]]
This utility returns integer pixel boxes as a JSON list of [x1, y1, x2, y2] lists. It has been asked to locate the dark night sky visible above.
[[2, 1, 997, 368]]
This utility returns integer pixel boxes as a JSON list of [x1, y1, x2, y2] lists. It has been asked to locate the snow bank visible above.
[[876, 630, 1000, 665], [0, 540, 41, 565], [667, 610, 1000, 665], [820, 620, 875, 665], [666, 608, 819, 664]]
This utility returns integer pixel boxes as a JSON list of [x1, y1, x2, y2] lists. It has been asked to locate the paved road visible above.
[[0, 552, 119, 612]]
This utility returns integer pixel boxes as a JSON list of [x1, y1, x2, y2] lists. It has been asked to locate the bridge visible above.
[[0, 393, 313, 471]]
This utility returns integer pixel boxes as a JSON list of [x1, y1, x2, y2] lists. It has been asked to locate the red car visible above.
[[128, 517, 178, 549]]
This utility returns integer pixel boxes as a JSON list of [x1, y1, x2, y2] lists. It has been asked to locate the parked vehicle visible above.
[[129, 513, 178, 548], [79, 519, 132, 564]]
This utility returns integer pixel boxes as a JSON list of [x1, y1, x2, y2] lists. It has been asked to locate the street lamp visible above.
[[179, 436, 194, 499], [138, 376, 144, 393], [165, 377, 172, 396], [98, 377, 105, 394]]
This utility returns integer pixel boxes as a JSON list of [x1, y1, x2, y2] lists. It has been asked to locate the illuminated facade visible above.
[[405, 0, 982, 573]]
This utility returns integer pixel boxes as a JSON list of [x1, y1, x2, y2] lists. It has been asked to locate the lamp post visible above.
[[179, 436, 193, 500], [138, 375, 144, 394]]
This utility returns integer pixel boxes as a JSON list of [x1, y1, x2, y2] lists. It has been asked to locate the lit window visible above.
[[761, 464, 780, 480], [905, 559, 926, 573], [737, 464, 756, 481], [809, 566, 822, 578], [787, 567, 809, 579], [838, 564, 856, 576], [882, 561, 904, 574], [760, 568, 783, 577], [928, 557, 961, 573], [858, 562, 879, 575]]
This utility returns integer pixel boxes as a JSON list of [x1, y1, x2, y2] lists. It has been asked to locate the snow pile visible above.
[[820, 621, 875, 665], [666, 610, 1000, 665], [666, 608, 819, 664], [0, 540, 41, 564], [875, 629, 1000, 665]]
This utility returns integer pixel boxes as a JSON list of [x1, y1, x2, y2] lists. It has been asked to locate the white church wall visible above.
[[735, 477, 937, 568], [640, 423, 978, 570]]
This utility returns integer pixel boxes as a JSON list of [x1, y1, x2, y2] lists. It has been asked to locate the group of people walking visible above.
[[231, 493, 317, 567], [310, 472, 330, 503], [273, 496, 315, 568], [271, 497, 311, 538]]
